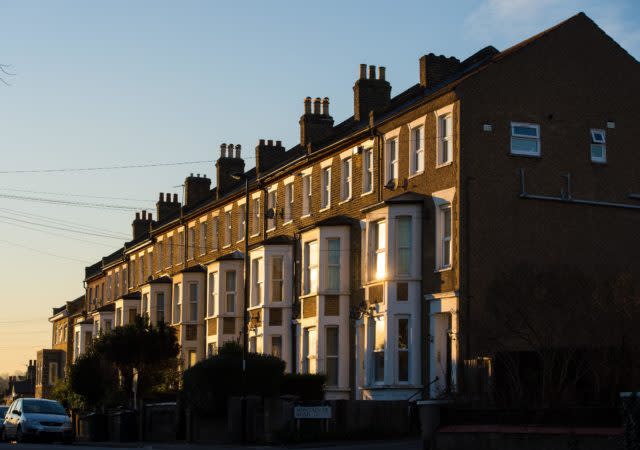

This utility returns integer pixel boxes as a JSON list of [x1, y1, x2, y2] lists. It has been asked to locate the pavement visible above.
[[0, 438, 422, 450]]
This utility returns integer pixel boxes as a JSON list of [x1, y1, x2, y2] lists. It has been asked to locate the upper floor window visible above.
[[437, 204, 452, 269], [267, 190, 276, 231], [271, 256, 283, 302], [410, 126, 425, 174], [327, 238, 340, 291], [284, 183, 294, 223], [341, 157, 352, 201], [436, 115, 453, 166], [142, 293, 149, 318], [178, 231, 185, 264], [238, 203, 247, 241], [251, 198, 260, 236], [251, 257, 263, 306], [362, 147, 374, 194], [188, 283, 198, 322], [156, 292, 165, 324], [211, 217, 219, 250], [302, 174, 312, 216], [590, 129, 606, 163], [173, 283, 181, 323], [156, 242, 163, 273], [225, 270, 236, 313], [510, 122, 540, 156], [224, 211, 232, 246], [304, 240, 318, 294], [114, 272, 120, 297], [386, 138, 398, 182], [167, 237, 174, 268], [208, 271, 217, 316], [188, 226, 196, 260], [370, 220, 387, 281], [321, 167, 331, 209], [396, 216, 412, 276], [199, 221, 207, 255], [139, 257, 145, 284]]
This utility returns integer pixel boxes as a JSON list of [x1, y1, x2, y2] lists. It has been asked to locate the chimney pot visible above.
[[197, 173, 200, 177], [322, 97, 330, 116], [228, 144, 234, 158], [220, 143, 227, 157], [379, 66, 386, 80], [259, 139, 265, 146], [359, 64, 367, 79], [368, 65, 376, 79], [148, 213, 152, 221], [304, 97, 312, 114], [276, 140, 282, 147], [267, 139, 273, 146], [173, 193, 178, 203], [313, 97, 321, 115], [235, 144, 241, 158], [159, 193, 164, 201], [190, 173, 194, 177], [136, 212, 140, 220], [142, 210, 147, 219]]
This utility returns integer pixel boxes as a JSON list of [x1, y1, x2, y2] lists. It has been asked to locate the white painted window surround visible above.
[[432, 187, 456, 271], [435, 104, 454, 166]]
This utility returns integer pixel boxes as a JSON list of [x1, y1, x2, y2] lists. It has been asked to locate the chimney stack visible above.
[[156, 191, 181, 222], [299, 96, 334, 148], [132, 210, 153, 240], [353, 64, 391, 121], [419, 53, 460, 88], [184, 173, 212, 208], [215, 142, 245, 197], [256, 139, 286, 178]]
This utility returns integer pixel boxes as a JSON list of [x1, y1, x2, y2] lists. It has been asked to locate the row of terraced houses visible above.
[[33, 13, 639, 402]]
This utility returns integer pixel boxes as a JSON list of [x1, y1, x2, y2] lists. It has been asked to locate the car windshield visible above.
[[22, 400, 66, 415]]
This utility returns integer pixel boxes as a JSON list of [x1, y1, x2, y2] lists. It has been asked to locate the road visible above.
[[0, 439, 422, 450]]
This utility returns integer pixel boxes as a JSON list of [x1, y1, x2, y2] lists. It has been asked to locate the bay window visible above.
[[252, 258, 263, 306], [208, 272, 218, 316], [156, 292, 165, 324], [371, 221, 386, 281], [271, 256, 283, 302], [188, 283, 198, 322], [397, 317, 409, 382], [327, 238, 340, 291], [326, 326, 339, 386], [304, 240, 318, 294], [373, 317, 385, 383], [225, 271, 236, 313], [396, 216, 412, 276]]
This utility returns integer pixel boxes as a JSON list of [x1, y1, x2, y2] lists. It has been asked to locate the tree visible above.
[[68, 349, 121, 410], [92, 316, 180, 406]]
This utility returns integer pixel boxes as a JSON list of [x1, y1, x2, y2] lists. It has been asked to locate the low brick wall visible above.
[[434, 425, 624, 450]]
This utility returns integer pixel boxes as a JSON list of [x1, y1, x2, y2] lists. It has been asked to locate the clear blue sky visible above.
[[1, 0, 638, 374]]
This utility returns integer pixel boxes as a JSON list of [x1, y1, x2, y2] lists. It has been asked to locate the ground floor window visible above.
[[188, 350, 197, 368], [397, 317, 409, 382], [326, 326, 339, 386], [372, 317, 385, 383]]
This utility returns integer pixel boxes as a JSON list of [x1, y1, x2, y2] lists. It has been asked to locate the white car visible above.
[[2, 398, 73, 444]]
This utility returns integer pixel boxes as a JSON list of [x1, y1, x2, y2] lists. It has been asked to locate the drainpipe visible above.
[[369, 112, 384, 203], [291, 233, 300, 374]]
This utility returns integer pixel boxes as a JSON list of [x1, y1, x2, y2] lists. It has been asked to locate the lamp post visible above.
[[231, 172, 250, 444]]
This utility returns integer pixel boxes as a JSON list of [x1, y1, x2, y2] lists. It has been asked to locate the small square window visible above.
[[510, 122, 540, 156], [590, 128, 606, 163]]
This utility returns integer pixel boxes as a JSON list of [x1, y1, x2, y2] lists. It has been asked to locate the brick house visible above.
[[70, 13, 639, 401]]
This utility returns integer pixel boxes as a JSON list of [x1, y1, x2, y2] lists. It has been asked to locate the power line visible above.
[[0, 207, 131, 237], [0, 219, 117, 247], [0, 187, 155, 203], [0, 214, 127, 240], [0, 238, 92, 264], [0, 193, 142, 210], [0, 159, 214, 174]]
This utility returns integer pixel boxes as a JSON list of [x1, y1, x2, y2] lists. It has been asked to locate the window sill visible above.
[[319, 206, 331, 212], [361, 190, 374, 197], [266, 227, 276, 233], [283, 220, 293, 226], [338, 197, 352, 205], [434, 266, 452, 273], [591, 159, 607, 165], [435, 161, 453, 169], [301, 214, 311, 219], [250, 233, 260, 238], [222, 244, 231, 249], [299, 292, 318, 300]]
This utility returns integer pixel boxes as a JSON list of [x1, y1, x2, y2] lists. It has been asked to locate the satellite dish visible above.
[[266, 208, 276, 219]]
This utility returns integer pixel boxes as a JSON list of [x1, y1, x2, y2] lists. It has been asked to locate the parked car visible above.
[[2, 398, 73, 444], [0, 405, 8, 441]]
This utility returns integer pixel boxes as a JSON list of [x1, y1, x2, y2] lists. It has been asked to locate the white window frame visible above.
[[251, 196, 260, 237], [173, 283, 181, 324], [362, 146, 374, 195], [321, 166, 331, 210], [409, 118, 425, 175], [238, 203, 247, 242], [304, 240, 319, 295], [302, 172, 312, 217], [178, 231, 185, 264], [224, 210, 232, 247], [396, 216, 412, 276], [251, 257, 263, 307], [326, 237, 340, 291], [267, 188, 277, 231], [188, 226, 196, 260], [166, 236, 174, 269], [199, 220, 207, 256], [386, 137, 399, 182], [434, 105, 454, 167], [432, 187, 456, 272], [211, 216, 219, 250], [156, 292, 166, 324], [225, 270, 236, 313], [271, 255, 283, 303], [510, 122, 540, 156], [370, 220, 386, 281], [340, 154, 352, 202], [284, 181, 294, 224], [208, 271, 218, 317], [590, 128, 606, 163], [372, 316, 385, 384]]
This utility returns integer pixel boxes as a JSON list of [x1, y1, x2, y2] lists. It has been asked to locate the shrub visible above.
[[281, 373, 326, 401], [183, 341, 285, 416]]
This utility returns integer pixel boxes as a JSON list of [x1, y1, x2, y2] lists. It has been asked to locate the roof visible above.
[[94, 302, 115, 313], [118, 291, 141, 300], [12, 380, 34, 396], [180, 264, 206, 273], [299, 215, 360, 234], [146, 275, 173, 284], [215, 250, 244, 262]]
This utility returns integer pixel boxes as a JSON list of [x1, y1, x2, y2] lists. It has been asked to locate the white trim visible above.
[[434, 104, 455, 168], [267, 183, 278, 193], [432, 188, 456, 272], [320, 157, 333, 169], [251, 191, 262, 200], [283, 175, 295, 185]]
